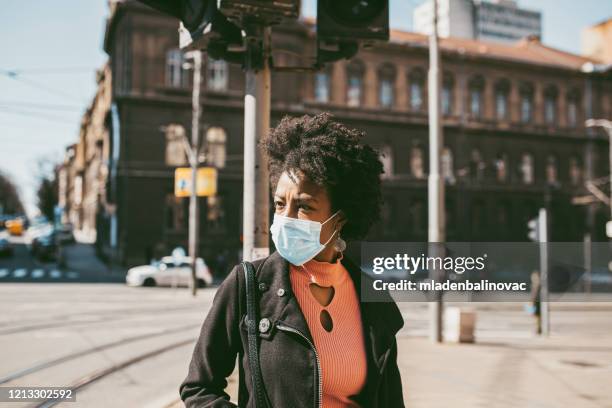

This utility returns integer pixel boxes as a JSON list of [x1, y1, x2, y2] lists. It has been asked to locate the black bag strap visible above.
[[242, 261, 271, 408]]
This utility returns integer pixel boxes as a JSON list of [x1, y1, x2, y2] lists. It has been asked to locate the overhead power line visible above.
[[0, 66, 98, 75], [0, 70, 86, 102], [0, 100, 83, 112]]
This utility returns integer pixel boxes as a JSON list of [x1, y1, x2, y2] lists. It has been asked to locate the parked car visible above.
[[126, 256, 213, 288], [31, 231, 57, 262], [0, 237, 13, 257]]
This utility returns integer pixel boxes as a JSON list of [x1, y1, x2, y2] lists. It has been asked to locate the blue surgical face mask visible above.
[[270, 210, 341, 266]]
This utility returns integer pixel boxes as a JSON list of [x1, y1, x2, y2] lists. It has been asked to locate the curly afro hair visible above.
[[261, 112, 383, 241]]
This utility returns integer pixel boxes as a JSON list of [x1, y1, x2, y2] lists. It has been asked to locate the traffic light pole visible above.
[[428, 0, 445, 343], [242, 26, 271, 262], [538, 208, 550, 336], [188, 50, 202, 296]]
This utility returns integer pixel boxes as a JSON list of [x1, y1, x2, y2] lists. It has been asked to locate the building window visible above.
[[379, 144, 393, 179], [519, 152, 534, 185], [442, 72, 454, 116], [346, 60, 365, 107], [470, 149, 485, 182], [205, 127, 227, 169], [567, 100, 577, 127], [378, 63, 396, 108], [546, 155, 558, 185], [442, 147, 455, 184], [520, 83, 534, 123], [206, 195, 226, 231], [495, 79, 510, 121], [495, 152, 508, 183], [409, 199, 426, 233], [314, 72, 330, 103], [379, 79, 393, 108], [567, 88, 580, 128], [409, 69, 425, 111], [206, 57, 228, 91], [164, 124, 188, 167], [544, 86, 558, 125], [569, 156, 582, 186], [410, 145, 425, 179], [470, 89, 482, 118], [165, 193, 186, 231], [166, 49, 188, 88], [468, 76, 484, 119]]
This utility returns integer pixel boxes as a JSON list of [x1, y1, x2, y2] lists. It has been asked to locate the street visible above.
[[1, 274, 611, 407], [0, 233, 124, 284]]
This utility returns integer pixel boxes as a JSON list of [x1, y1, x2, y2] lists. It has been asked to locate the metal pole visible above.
[[189, 50, 202, 296], [539, 208, 549, 336], [428, 0, 445, 343], [243, 27, 271, 262]]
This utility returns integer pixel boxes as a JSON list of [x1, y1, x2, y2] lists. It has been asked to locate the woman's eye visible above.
[[274, 201, 285, 209], [298, 204, 311, 211]]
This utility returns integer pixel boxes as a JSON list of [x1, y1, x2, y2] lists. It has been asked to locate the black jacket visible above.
[[179, 251, 405, 408]]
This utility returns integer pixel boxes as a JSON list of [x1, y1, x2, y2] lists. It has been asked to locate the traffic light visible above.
[[219, 0, 300, 26], [317, 0, 389, 43], [137, 0, 242, 50], [315, 0, 389, 64], [527, 217, 539, 242]]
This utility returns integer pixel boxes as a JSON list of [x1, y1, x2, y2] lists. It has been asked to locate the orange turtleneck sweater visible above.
[[289, 255, 368, 408]]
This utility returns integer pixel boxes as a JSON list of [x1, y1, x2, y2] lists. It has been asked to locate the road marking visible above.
[[13, 269, 27, 278], [66, 271, 79, 279], [0, 269, 8, 278], [31, 269, 45, 279], [49, 270, 61, 279]]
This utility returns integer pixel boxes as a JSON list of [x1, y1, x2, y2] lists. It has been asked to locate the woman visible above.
[[180, 113, 405, 407]]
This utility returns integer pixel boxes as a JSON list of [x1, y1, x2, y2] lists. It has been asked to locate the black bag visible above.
[[242, 261, 272, 408]]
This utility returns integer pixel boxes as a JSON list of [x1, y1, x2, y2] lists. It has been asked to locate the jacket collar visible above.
[[254, 251, 404, 363]]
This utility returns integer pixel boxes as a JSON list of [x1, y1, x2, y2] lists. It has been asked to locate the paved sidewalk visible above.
[[398, 334, 612, 408], [167, 331, 612, 408]]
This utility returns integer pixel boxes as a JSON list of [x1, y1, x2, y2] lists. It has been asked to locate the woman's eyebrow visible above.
[[296, 194, 318, 203]]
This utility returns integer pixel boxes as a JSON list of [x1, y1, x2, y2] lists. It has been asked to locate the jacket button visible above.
[[258, 282, 268, 292], [259, 318, 271, 333], [277, 288, 285, 297]]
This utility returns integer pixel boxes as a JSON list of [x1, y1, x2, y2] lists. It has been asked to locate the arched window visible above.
[[442, 147, 455, 184], [519, 152, 534, 185], [346, 60, 365, 107], [442, 71, 454, 116], [569, 156, 582, 186], [468, 75, 485, 119], [494, 79, 510, 121], [410, 145, 425, 179], [495, 152, 508, 183], [408, 68, 425, 112], [164, 124, 188, 166], [566, 88, 581, 128], [378, 63, 396, 108], [544, 85, 558, 125], [520, 82, 534, 123], [206, 56, 228, 91], [205, 127, 227, 168], [166, 49, 188, 88], [379, 144, 394, 179], [546, 154, 558, 185]]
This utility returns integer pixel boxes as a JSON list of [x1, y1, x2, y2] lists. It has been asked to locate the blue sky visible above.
[[1, 0, 610, 216]]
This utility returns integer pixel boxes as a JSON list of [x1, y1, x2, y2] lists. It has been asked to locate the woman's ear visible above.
[[336, 210, 348, 231]]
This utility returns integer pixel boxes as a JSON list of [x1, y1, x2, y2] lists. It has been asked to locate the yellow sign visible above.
[[174, 167, 217, 197]]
